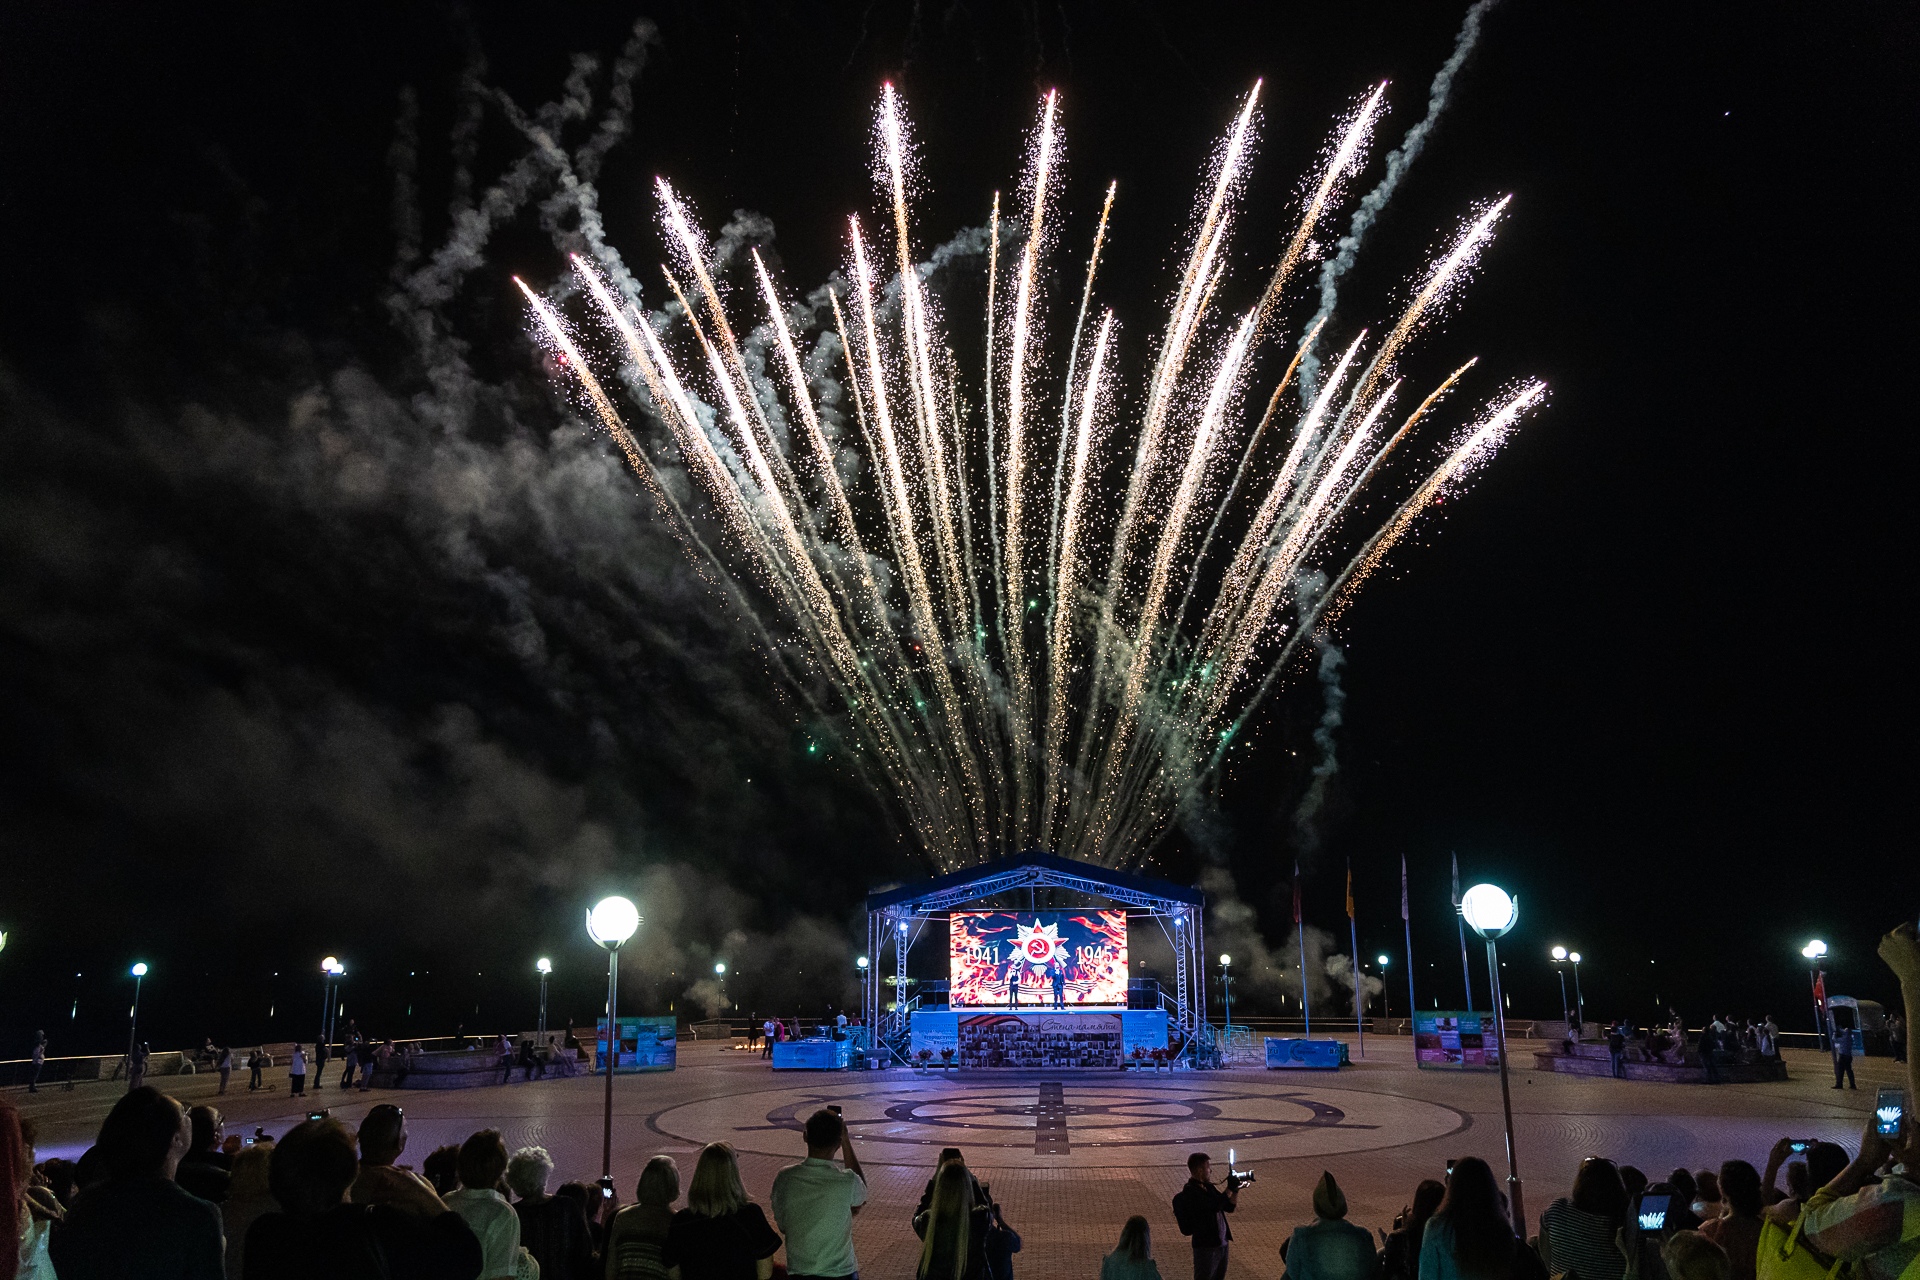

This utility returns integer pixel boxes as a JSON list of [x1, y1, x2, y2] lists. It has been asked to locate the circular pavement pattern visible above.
[[650, 1073, 1467, 1169]]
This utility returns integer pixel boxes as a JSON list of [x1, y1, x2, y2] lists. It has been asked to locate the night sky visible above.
[[1, 3, 1911, 1054]]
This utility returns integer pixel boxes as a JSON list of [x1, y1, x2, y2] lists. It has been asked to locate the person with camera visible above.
[[771, 1107, 867, 1280], [1799, 923, 1920, 1280], [1173, 1152, 1242, 1280]]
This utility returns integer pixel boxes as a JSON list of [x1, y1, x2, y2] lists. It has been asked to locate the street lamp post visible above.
[[126, 963, 149, 1089], [318, 957, 337, 1067], [1802, 941, 1829, 1051], [536, 958, 553, 1042], [1219, 955, 1234, 1034], [1462, 883, 1525, 1237], [855, 956, 870, 1037], [1568, 952, 1584, 1028], [587, 896, 641, 1193], [1550, 947, 1571, 1027], [1377, 955, 1391, 1018]]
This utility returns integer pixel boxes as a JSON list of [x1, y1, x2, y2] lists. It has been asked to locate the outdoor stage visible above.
[[17, 1038, 1898, 1279]]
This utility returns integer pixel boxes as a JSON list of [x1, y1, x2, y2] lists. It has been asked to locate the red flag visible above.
[[1345, 862, 1355, 919], [1292, 861, 1303, 925], [1400, 854, 1410, 922], [1811, 971, 1827, 1006]]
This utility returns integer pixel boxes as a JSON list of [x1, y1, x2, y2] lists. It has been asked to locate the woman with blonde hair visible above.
[[664, 1143, 781, 1280], [1102, 1215, 1163, 1280], [916, 1160, 990, 1280]]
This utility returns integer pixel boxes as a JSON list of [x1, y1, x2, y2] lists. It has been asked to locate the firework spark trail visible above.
[[1170, 318, 1324, 651], [1103, 84, 1261, 601], [528, 270, 943, 838], [849, 217, 991, 851], [522, 76, 1544, 870], [1203, 380, 1405, 711], [1254, 85, 1386, 336], [1048, 180, 1116, 612], [1039, 309, 1116, 845], [879, 92, 994, 839], [1299, 0, 1500, 404], [1348, 197, 1509, 416], [577, 260, 945, 829], [1094, 309, 1260, 840], [1204, 379, 1548, 779], [999, 90, 1062, 846], [1200, 331, 1368, 660]]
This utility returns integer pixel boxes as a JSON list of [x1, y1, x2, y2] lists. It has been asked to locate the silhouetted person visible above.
[[175, 1106, 234, 1204], [1172, 1152, 1238, 1280], [48, 1087, 224, 1280], [1416, 1156, 1547, 1280], [29, 1030, 47, 1093], [243, 1117, 482, 1279]]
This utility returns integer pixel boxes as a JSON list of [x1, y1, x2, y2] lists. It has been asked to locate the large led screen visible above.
[[948, 910, 1128, 1007]]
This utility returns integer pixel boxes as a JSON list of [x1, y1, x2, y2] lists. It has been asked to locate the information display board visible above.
[[596, 1016, 677, 1073], [948, 910, 1128, 1006], [1413, 1010, 1502, 1070]]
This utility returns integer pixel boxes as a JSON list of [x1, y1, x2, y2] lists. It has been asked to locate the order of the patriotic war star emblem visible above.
[[1014, 920, 1064, 969]]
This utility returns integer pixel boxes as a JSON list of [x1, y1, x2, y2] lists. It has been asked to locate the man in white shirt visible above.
[[772, 1108, 867, 1279]]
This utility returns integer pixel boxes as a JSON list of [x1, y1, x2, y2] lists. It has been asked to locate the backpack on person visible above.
[[1756, 1211, 1848, 1280], [984, 1200, 1021, 1280]]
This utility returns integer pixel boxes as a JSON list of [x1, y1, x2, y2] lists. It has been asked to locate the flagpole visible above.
[[1453, 851, 1475, 1013], [1348, 860, 1363, 1059], [1295, 860, 1312, 1039], [1402, 854, 1418, 1027]]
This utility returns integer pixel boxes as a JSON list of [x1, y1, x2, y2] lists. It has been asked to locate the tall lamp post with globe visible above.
[[1219, 955, 1234, 1034], [1461, 883, 1525, 1235], [535, 958, 553, 1042], [317, 957, 345, 1077], [125, 963, 149, 1089], [856, 956, 870, 1035], [1568, 952, 1584, 1029], [1803, 940, 1829, 1050], [1377, 955, 1392, 1018], [587, 896, 641, 1193], [1550, 947, 1572, 1026]]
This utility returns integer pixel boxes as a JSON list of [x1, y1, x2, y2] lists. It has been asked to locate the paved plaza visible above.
[[17, 1038, 1900, 1278]]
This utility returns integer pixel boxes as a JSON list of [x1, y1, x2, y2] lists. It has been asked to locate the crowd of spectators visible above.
[[4, 924, 1914, 1279]]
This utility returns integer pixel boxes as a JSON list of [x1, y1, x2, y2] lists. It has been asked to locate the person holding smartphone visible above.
[[771, 1107, 867, 1280], [1798, 923, 1920, 1280]]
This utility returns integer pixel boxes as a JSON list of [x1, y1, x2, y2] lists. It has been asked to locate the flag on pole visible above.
[[1400, 854, 1409, 921], [1293, 862, 1303, 925], [1450, 851, 1461, 905], [1346, 864, 1355, 919]]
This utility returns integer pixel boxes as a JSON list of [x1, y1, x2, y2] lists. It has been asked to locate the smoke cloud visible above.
[[1299, 0, 1500, 401], [0, 32, 898, 1029]]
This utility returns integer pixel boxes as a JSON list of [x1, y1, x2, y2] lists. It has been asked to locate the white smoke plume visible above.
[[1290, 573, 1348, 862], [1323, 952, 1384, 1013], [1299, 0, 1500, 401]]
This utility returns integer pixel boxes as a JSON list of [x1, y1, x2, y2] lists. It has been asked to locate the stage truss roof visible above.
[[866, 852, 1203, 915]]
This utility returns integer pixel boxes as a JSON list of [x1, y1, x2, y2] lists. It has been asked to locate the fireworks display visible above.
[[520, 81, 1545, 873]]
